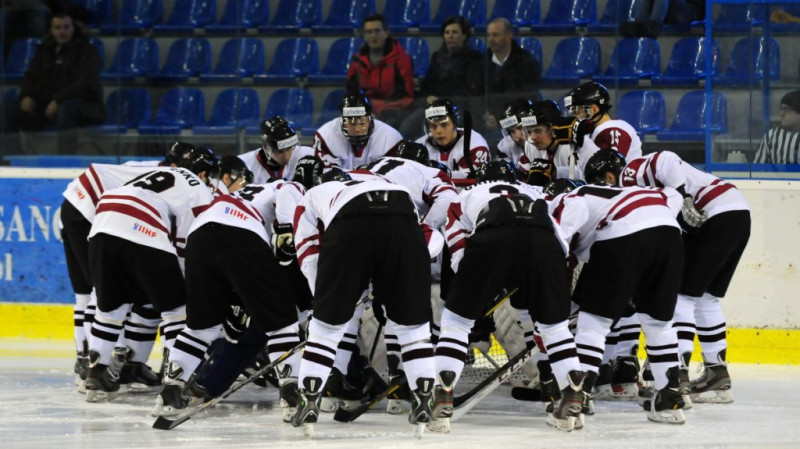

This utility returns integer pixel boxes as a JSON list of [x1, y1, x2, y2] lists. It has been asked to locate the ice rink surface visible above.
[[1, 339, 799, 449]]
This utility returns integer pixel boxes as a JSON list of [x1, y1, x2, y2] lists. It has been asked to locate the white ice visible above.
[[1, 339, 799, 449]]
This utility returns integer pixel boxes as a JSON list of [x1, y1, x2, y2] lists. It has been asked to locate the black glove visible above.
[[223, 305, 249, 344], [526, 158, 556, 187], [571, 118, 595, 148], [271, 223, 296, 267]]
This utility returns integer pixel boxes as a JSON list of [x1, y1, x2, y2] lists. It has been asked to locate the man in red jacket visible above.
[[346, 14, 414, 130]]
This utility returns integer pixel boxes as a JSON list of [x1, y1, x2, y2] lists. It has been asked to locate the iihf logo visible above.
[[224, 206, 248, 221], [132, 222, 157, 237]]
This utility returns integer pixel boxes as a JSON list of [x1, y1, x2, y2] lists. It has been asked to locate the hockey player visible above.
[[552, 150, 687, 424], [416, 99, 490, 179], [518, 100, 580, 180], [239, 115, 316, 183], [60, 141, 196, 392], [597, 149, 751, 404], [291, 171, 437, 432], [434, 161, 586, 432], [83, 149, 218, 402], [313, 90, 403, 170], [565, 81, 642, 174], [153, 156, 306, 419], [496, 97, 535, 163]]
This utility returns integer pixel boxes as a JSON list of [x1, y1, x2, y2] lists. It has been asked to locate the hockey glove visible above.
[[550, 117, 575, 145], [223, 305, 250, 344], [272, 222, 296, 267], [679, 196, 708, 231], [526, 158, 556, 187], [570, 118, 595, 148]]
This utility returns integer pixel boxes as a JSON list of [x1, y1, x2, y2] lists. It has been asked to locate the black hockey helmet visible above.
[[476, 160, 519, 184], [340, 90, 375, 146], [394, 139, 430, 165], [530, 100, 566, 128], [260, 115, 299, 158], [177, 145, 219, 177], [163, 141, 196, 166], [499, 97, 535, 130], [292, 156, 323, 190], [315, 167, 351, 186], [424, 98, 461, 128], [218, 155, 250, 186], [544, 178, 584, 197], [584, 149, 626, 185], [525, 158, 557, 187], [566, 81, 611, 118]]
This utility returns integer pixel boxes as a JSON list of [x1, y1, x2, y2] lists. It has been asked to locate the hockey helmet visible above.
[[340, 91, 375, 146], [475, 160, 519, 184], [315, 167, 352, 186], [544, 178, 585, 197], [584, 149, 626, 185], [530, 100, 566, 128], [565, 81, 611, 119], [499, 98, 535, 130], [260, 116, 299, 158], [394, 139, 430, 165], [163, 141, 196, 166], [177, 146, 219, 178], [218, 155, 250, 186], [292, 156, 323, 190], [424, 99, 461, 128]]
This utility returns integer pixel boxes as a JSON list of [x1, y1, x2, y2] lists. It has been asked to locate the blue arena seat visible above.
[[396, 37, 429, 77], [312, 0, 376, 33], [616, 90, 666, 135], [307, 37, 363, 85], [259, 0, 321, 33], [199, 38, 265, 82], [148, 38, 211, 83], [467, 37, 486, 53], [97, 88, 151, 134], [2, 38, 41, 82], [588, 0, 634, 33], [713, 3, 767, 33], [100, 0, 163, 34], [488, 0, 540, 27], [715, 37, 780, 86], [421, 0, 487, 32], [594, 37, 660, 86], [518, 37, 542, 65], [89, 37, 105, 68], [652, 37, 720, 86], [101, 38, 159, 81], [657, 91, 728, 141], [72, 0, 114, 28], [194, 88, 261, 135], [302, 88, 345, 136], [206, 0, 269, 33], [3, 87, 19, 104], [541, 37, 600, 86], [530, 0, 596, 33], [265, 88, 314, 131], [254, 37, 319, 84], [138, 87, 205, 135], [154, 0, 216, 32], [383, 0, 430, 32]]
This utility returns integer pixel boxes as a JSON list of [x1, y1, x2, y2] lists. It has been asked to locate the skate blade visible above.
[[126, 383, 160, 394], [414, 423, 426, 439], [426, 417, 450, 433], [574, 413, 585, 430], [647, 408, 686, 424], [690, 390, 733, 404], [386, 399, 410, 415], [319, 397, 340, 413], [682, 394, 693, 410], [282, 407, 296, 423], [302, 423, 315, 439], [545, 414, 576, 432], [85, 389, 117, 403]]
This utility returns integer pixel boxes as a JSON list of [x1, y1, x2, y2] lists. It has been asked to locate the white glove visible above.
[[681, 196, 708, 229], [271, 223, 296, 267]]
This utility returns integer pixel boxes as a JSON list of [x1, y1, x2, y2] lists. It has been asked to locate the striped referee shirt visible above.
[[753, 127, 800, 163]]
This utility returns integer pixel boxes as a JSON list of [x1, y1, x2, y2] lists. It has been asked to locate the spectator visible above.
[[346, 13, 414, 130], [400, 15, 485, 138], [753, 90, 800, 164], [3, 9, 104, 155], [484, 17, 541, 131]]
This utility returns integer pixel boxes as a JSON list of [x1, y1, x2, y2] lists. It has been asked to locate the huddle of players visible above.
[[62, 81, 749, 434]]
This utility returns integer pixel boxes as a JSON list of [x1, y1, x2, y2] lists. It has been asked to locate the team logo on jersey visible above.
[[74, 187, 86, 200], [132, 223, 157, 237], [224, 206, 249, 221]]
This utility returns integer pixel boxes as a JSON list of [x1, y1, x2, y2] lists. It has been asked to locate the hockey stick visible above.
[[332, 288, 517, 423], [462, 110, 476, 177], [152, 341, 306, 430], [510, 385, 543, 402]]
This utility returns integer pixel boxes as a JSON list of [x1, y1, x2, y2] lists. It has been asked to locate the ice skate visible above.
[[609, 355, 640, 399], [538, 360, 561, 404], [386, 369, 412, 415], [592, 362, 614, 399], [290, 376, 323, 438], [319, 368, 363, 412], [690, 357, 733, 404], [278, 365, 300, 423], [151, 362, 205, 417], [84, 350, 120, 402], [545, 370, 585, 432], [409, 377, 434, 439], [74, 352, 88, 394], [642, 366, 686, 424]]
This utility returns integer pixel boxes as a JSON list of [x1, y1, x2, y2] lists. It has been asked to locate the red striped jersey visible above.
[[313, 118, 402, 170], [575, 119, 642, 174], [519, 141, 581, 180], [237, 145, 315, 184], [416, 129, 490, 180], [62, 164, 158, 223], [619, 151, 749, 218]]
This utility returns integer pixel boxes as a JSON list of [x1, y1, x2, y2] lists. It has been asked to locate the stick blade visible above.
[[152, 415, 181, 430], [332, 407, 362, 423]]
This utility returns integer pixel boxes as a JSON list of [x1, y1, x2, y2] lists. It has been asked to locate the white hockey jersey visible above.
[[549, 184, 682, 263], [496, 134, 524, 163], [444, 181, 568, 272], [237, 145, 315, 184], [62, 163, 158, 223], [350, 157, 458, 229], [576, 119, 642, 174], [619, 151, 749, 219], [313, 118, 402, 170], [518, 141, 581, 180], [294, 178, 413, 293], [88, 167, 214, 257], [416, 129, 490, 179]]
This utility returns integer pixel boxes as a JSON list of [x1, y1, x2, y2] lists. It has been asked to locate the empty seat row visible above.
[[615, 90, 728, 140], [70, 0, 799, 36]]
